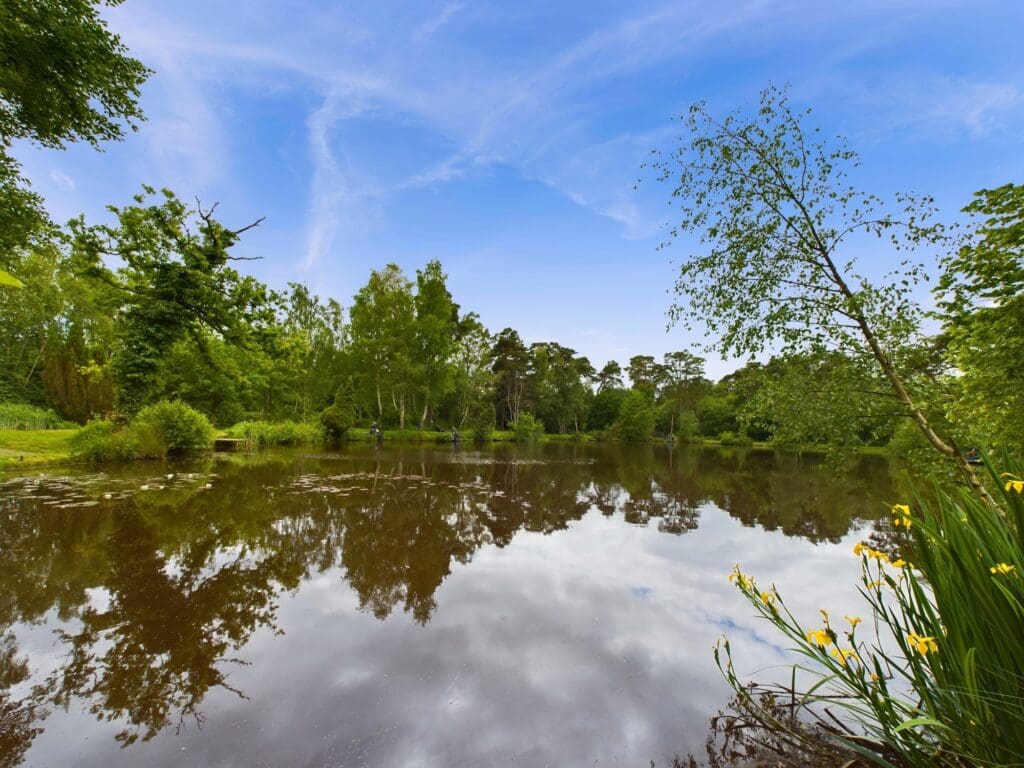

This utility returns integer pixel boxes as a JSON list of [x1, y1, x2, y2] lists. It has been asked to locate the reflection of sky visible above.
[[20, 501, 871, 767]]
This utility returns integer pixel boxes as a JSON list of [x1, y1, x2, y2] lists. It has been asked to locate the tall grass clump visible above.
[[0, 402, 74, 430], [225, 420, 324, 447], [720, 457, 1024, 768], [70, 420, 139, 462]]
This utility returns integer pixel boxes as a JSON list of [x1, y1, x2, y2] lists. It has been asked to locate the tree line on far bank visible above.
[[0, 1, 1020, 464], [0, 202, 878, 448]]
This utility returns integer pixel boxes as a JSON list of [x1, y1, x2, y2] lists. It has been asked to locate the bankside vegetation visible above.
[[651, 87, 1024, 767], [2, 8, 1016, 462]]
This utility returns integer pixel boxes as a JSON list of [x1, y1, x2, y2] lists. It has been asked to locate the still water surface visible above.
[[0, 444, 899, 767]]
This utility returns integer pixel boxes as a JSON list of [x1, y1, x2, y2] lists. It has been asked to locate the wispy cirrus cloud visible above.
[[95, 0, 1019, 282], [412, 2, 464, 43]]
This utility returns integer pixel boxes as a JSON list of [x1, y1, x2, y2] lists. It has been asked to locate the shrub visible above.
[[131, 400, 213, 456], [512, 413, 545, 443], [0, 402, 74, 430], [320, 382, 356, 440], [464, 397, 495, 443], [616, 391, 654, 442], [718, 430, 753, 446], [720, 457, 1024, 768], [70, 420, 138, 462]]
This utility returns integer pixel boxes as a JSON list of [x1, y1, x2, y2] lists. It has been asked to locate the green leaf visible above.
[[893, 716, 950, 733], [0, 269, 25, 288]]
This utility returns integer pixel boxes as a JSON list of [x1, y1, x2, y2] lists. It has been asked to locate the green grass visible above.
[[0, 428, 78, 470], [346, 427, 458, 443]]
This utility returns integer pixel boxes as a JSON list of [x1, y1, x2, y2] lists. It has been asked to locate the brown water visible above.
[[0, 443, 898, 767]]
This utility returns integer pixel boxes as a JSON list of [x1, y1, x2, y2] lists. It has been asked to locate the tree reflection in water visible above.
[[0, 444, 898, 758]]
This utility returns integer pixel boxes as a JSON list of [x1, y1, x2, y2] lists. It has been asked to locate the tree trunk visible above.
[[803, 221, 989, 499]]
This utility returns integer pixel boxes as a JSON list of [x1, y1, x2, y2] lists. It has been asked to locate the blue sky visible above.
[[14, 0, 1024, 378]]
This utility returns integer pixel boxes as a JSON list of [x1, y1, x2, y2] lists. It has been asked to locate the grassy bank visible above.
[[0, 429, 78, 470]]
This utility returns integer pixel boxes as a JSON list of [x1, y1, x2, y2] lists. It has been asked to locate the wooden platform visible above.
[[213, 437, 246, 451]]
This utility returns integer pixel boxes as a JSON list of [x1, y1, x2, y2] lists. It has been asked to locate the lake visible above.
[[0, 444, 899, 767]]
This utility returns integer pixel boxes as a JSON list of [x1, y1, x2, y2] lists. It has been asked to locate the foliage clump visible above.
[[716, 431, 752, 447], [130, 400, 213, 456], [320, 381, 356, 440], [616, 391, 654, 442], [464, 397, 495, 443], [512, 413, 545, 443], [69, 419, 137, 462], [70, 401, 212, 461]]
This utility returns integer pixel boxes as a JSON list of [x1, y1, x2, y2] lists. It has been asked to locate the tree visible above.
[[70, 188, 274, 414], [413, 260, 457, 428], [491, 328, 528, 427], [938, 183, 1024, 456], [588, 387, 626, 432], [661, 350, 706, 434], [616, 390, 654, 442], [348, 264, 415, 427], [0, 0, 150, 261], [595, 360, 623, 392], [626, 355, 664, 398], [649, 85, 981, 487], [450, 313, 494, 430], [281, 283, 345, 420]]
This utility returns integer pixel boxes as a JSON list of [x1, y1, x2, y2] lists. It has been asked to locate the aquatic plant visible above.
[[720, 457, 1024, 767]]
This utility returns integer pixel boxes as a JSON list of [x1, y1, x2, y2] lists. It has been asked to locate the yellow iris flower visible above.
[[906, 633, 938, 655]]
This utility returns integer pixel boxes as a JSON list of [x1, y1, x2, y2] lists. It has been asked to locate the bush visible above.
[[225, 420, 324, 447], [464, 397, 495, 443], [718, 430, 753, 446], [616, 391, 654, 442], [0, 402, 74, 430], [70, 420, 138, 462], [320, 381, 356, 440], [720, 458, 1024, 768], [512, 413, 545, 443], [131, 400, 214, 456]]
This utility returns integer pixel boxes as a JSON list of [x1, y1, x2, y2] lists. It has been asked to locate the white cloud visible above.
[[412, 2, 465, 43], [848, 73, 1024, 143], [48, 169, 76, 192]]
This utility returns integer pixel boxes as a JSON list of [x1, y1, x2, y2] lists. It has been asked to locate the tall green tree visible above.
[[491, 328, 528, 427], [281, 283, 345, 420], [617, 390, 654, 442], [413, 260, 457, 428], [70, 188, 275, 414], [595, 360, 623, 392], [649, 85, 980, 485], [348, 264, 415, 427], [661, 350, 706, 434], [450, 313, 494, 430], [938, 183, 1024, 455]]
